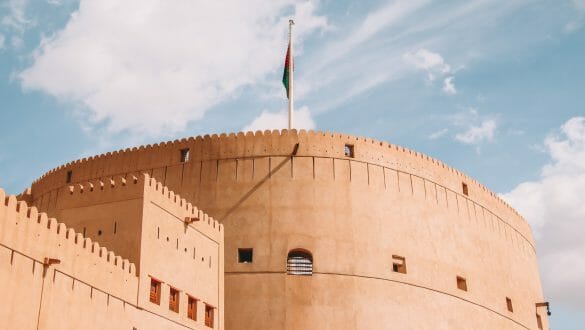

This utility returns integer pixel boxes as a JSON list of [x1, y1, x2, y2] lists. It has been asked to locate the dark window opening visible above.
[[392, 255, 407, 274], [506, 297, 513, 312], [287, 249, 313, 275], [536, 313, 543, 329], [462, 182, 469, 196], [344, 144, 354, 158], [169, 287, 179, 313], [157, 227, 160, 239], [238, 248, 253, 263], [205, 304, 214, 328], [180, 148, 190, 163], [456, 276, 467, 291], [83, 227, 86, 237], [66, 170, 73, 183], [187, 296, 197, 321], [114, 221, 117, 234], [97, 230, 102, 236], [150, 278, 161, 305]]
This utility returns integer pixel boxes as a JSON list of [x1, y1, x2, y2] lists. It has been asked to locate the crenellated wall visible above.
[[25, 130, 547, 330]]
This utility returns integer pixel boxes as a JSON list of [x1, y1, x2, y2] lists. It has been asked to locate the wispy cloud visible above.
[[442, 76, 457, 95], [243, 106, 315, 132], [455, 119, 496, 145], [428, 128, 448, 140], [564, 0, 585, 33], [403, 48, 451, 81], [18, 0, 328, 137]]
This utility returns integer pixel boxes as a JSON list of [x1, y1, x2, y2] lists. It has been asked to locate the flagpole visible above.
[[288, 19, 294, 130]]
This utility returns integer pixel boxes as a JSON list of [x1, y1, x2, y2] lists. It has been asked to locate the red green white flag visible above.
[[282, 41, 293, 99]]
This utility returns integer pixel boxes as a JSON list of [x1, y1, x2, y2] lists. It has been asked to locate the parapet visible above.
[[0, 187, 137, 302]]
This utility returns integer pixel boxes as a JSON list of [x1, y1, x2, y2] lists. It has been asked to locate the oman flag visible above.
[[282, 41, 293, 99]]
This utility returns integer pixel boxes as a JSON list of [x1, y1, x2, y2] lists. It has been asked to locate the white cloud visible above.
[[442, 76, 457, 95], [565, 0, 585, 32], [502, 117, 585, 308], [18, 0, 327, 137], [403, 48, 451, 81], [243, 106, 315, 132], [428, 128, 448, 140], [454, 119, 496, 145]]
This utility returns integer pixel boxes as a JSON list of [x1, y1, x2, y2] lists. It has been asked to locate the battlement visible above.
[[0, 187, 137, 303], [29, 129, 530, 245]]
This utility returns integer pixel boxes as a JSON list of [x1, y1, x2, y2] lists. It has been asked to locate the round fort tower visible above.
[[28, 130, 547, 330]]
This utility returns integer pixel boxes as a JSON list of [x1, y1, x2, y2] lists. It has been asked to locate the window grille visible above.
[[287, 250, 313, 275], [150, 278, 161, 305], [187, 296, 197, 321], [169, 287, 179, 313], [205, 304, 214, 328]]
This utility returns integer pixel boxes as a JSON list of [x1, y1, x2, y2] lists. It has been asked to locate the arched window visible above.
[[287, 249, 313, 275]]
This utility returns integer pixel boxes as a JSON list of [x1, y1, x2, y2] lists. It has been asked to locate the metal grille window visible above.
[[287, 250, 313, 275], [187, 296, 197, 321], [150, 278, 161, 305], [169, 287, 179, 313], [205, 304, 214, 328]]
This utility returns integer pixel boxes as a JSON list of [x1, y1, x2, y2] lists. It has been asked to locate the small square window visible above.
[[205, 304, 214, 328], [392, 255, 407, 274], [169, 287, 180, 313], [506, 297, 513, 312], [187, 296, 197, 321], [344, 144, 354, 158], [180, 148, 190, 162], [150, 278, 161, 305], [536, 313, 543, 329], [238, 248, 253, 263], [462, 182, 469, 196], [66, 170, 73, 183], [456, 276, 467, 291]]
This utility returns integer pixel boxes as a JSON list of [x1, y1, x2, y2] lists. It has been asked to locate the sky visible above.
[[0, 0, 584, 327]]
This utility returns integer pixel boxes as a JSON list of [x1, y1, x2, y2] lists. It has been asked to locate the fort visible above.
[[1, 129, 548, 329]]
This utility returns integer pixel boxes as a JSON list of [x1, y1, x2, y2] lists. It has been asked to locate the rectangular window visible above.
[[392, 255, 407, 274], [180, 148, 190, 163], [536, 313, 543, 329], [66, 170, 73, 183], [150, 278, 161, 305], [506, 297, 514, 312], [187, 296, 197, 321], [462, 182, 469, 196], [238, 248, 253, 263], [456, 276, 467, 291], [344, 144, 354, 158], [169, 287, 179, 313], [205, 304, 214, 328]]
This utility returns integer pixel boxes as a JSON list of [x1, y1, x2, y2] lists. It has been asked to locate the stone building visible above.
[[2, 129, 548, 329]]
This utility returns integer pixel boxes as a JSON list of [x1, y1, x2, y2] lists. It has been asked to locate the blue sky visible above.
[[1, 0, 584, 327]]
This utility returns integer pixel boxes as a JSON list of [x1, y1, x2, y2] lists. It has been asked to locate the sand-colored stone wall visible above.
[[27, 130, 547, 329]]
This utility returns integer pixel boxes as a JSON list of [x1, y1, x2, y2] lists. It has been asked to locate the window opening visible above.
[[97, 230, 102, 236], [187, 296, 197, 321], [205, 304, 214, 328], [462, 182, 469, 196], [150, 278, 161, 305], [456, 276, 467, 291], [287, 249, 313, 275], [344, 144, 354, 158], [83, 227, 86, 237], [392, 255, 407, 274], [66, 170, 73, 183], [114, 221, 117, 234], [169, 287, 179, 313], [180, 148, 190, 163], [506, 297, 513, 312], [238, 248, 253, 263]]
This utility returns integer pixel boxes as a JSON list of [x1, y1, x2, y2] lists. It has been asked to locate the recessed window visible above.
[[169, 287, 179, 313], [506, 297, 514, 312], [536, 313, 543, 329], [392, 255, 407, 274], [97, 230, 102, 236], [150, 278, 161, 305], [287, 249, 313, 275], [66, 170, 73, 183], [187, 296, 197, 321], [238, 248, 253, 263], [456, 276, 467, 291], [180, 148, 190, 163], [344, 144, 354, 158], [205, 304, 214, 328], [462, 182, 469, 196]]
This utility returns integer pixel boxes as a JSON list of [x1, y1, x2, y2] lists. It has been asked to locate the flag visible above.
[[282, 41, 293, 99]]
